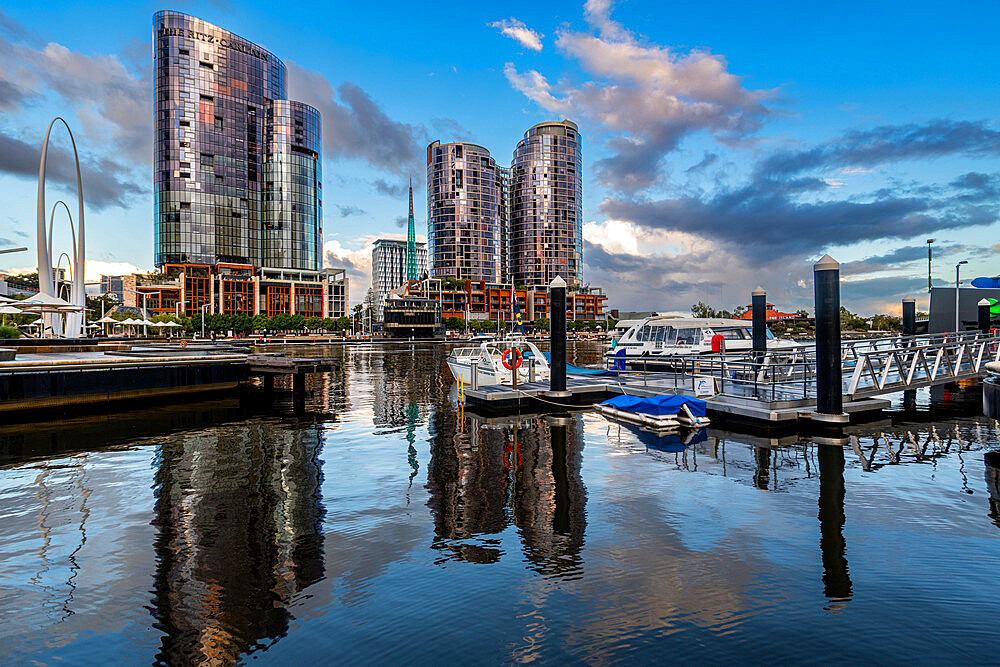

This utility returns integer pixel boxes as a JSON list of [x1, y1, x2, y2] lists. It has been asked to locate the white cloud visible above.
[[489, 18, 544, 52], [4, 259, 147, 284], [323, 232, 426, 305], [503, 0, 778, 191]]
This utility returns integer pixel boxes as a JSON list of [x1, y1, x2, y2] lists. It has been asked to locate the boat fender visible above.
[[502, 347, 524, 369], [711, 334, 725, 353]]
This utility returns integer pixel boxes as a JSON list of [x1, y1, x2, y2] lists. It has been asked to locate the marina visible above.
[[462, 329, 1000, 427], [3, 341, 1000, 663]]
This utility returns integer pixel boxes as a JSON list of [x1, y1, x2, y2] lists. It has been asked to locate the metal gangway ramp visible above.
[[621, 331, 1000, 405]]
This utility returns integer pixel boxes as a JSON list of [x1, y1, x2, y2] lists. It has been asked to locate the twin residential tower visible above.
[[147, 11, 346, 319], [427, 120, 583, 288]]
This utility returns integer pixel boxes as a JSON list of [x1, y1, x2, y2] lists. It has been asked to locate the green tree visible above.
[[320, 317, 336, 331], [289, 313, 305, 330], [534, 317, 550, 331], [252, 313, 269, 331], [306, 316, 322, 330], [691, 301, 716, 318], [335, 316, 351, 331]]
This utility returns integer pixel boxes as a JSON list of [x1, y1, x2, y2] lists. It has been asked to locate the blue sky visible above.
[[0, 0, 998, 312]]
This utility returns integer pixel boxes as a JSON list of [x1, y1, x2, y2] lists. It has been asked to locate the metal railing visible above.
[[622, 331, 1000, 404]]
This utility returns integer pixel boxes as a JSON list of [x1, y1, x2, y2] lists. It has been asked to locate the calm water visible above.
[[2, 342, 999, 664]]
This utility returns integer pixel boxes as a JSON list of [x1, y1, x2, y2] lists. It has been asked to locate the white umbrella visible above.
[[16, 292, 74, 308], [96, 315, 118, 324], [0, 305, 21, 315]]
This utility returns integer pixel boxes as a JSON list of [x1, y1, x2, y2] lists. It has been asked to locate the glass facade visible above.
[[263, 101, 322, 269], [426, 141, 505, 283], [372, 239, 428, 321], [511, 120, 582, 287], [153, 11, 321, 271]]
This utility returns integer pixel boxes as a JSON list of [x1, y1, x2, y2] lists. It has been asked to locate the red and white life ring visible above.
[[501, 347, 524, 370]]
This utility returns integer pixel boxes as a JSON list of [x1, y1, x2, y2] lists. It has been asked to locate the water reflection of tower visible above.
[[425, 409, 510, 563], [371, 344, 442, 427], [514, 415, 587, 577], [150, 421, 325, 663], [817, 445, 852, 608]]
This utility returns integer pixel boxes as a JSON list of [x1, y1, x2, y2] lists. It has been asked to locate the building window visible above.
[[214, 116, 223, 131]]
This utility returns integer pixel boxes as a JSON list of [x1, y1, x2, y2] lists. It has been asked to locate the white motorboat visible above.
[[605, 317, 802, 370], [447, 336, 550, 387]]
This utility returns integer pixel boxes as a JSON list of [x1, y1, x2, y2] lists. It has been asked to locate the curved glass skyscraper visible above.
[[153, 11, 321, 270], [511, 120, 582, 287], [426, 141, 505, 283]]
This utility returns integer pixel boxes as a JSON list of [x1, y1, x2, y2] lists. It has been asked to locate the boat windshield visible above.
[[675, 328, 702, 345], [712, 327, 750, 340]]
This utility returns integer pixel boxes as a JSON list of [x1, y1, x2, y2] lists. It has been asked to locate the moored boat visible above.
[[604, 316, 802, 371], [447, 336, 550, 387]]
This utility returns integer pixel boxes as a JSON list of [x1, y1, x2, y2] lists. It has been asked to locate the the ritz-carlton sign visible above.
[[158, 25, 269, 61]]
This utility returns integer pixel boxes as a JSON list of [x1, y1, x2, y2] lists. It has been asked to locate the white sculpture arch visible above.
[[36, 117, 86, 337]]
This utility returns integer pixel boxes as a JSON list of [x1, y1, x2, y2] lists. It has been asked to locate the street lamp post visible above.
[[175, 299, 190, 318], [956, 260, 969, 333], [124, 288, 150, 337], [926, 239, 935, 293], [201, 303, 210, 340]]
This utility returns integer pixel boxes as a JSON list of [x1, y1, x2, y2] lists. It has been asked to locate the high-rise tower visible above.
[[406, 179, 417, 281], [511, 120, 582, 287], [153, 11, 321, 271], [426, 141, 505, 283]]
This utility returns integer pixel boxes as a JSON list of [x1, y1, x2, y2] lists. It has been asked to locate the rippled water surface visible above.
[[2, 342, 999, 664]]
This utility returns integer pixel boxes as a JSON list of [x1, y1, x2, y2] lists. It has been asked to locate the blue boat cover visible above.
[[622, 424, 708, 452], [600, 394, 707, 418]]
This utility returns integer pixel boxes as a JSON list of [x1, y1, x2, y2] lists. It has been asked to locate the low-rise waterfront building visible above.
[[382, 295, 442, 338], [124, 263, 348, 318], [402, 278, 607, 324]]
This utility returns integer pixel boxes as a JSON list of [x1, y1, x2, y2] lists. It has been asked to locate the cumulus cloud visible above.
[[6, 259, 147, 284], [757, 120, 1000, 179], [840, 245, 944, 276], [0, 128, 145, 209], [597, 119, 1000, 265], [0, 15, 151, 165], [582, 120, 1000, 313], [288, 63, 425, 175], [324, 232, 427, 304], [489, 18, 544, 52], [503, 0, 778, 191]]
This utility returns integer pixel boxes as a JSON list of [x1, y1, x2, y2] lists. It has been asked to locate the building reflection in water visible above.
[[150, 419, 325, 664], [425, 411, 587, 573]]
